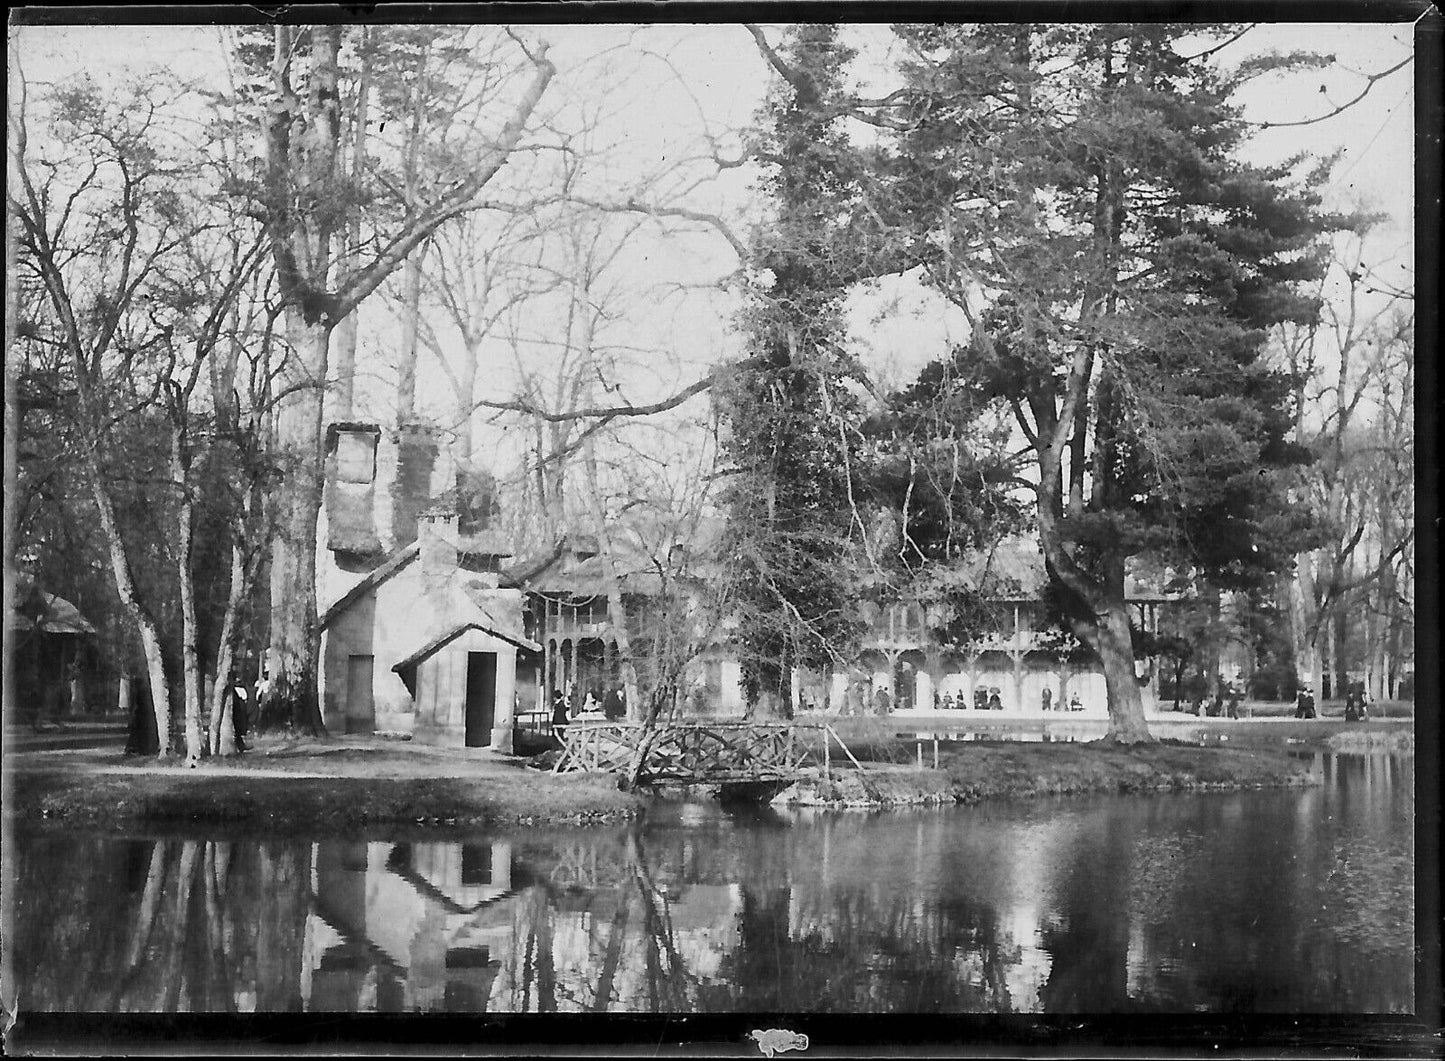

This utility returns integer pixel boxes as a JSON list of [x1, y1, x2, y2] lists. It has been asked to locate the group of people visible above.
[[933, 690, 1003, 711], [549, 681, 628, 737], [927, 688, 1084, 712], [1040, 688, 1085, 712], [1188, 684, 1244, 718]]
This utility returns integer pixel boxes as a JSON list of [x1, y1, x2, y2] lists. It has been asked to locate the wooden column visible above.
[[544, 597, 555, 700], [1011, 604, 1025, 710], [569, 603, 579, 692]]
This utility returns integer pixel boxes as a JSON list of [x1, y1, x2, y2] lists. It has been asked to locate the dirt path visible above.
[[6, 736, 535, 782]]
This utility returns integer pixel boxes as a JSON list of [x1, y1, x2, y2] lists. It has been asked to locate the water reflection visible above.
[[13, 753, 1413, 1013]]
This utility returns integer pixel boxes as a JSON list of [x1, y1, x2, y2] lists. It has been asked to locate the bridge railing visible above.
[[554, 720, 829, 783]]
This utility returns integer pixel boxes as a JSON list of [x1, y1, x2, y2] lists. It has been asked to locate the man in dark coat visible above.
[[603, 684, 626, 721]]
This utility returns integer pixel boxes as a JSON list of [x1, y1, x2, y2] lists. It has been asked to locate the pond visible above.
[[12, 752, 1413, 1014]]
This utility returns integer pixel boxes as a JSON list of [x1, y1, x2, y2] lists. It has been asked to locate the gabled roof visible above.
[[391, 621, 542, 675], [523, 552, 668, 596], [320, 542, 420, 629]]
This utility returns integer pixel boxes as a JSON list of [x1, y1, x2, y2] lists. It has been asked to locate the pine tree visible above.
[[879, 24, 1349, 741], [717, 25, 871, 715]]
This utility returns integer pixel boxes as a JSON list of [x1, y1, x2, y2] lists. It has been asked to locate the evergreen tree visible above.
[[878, 25, 1348, 741], [716, 25, 870, 715]]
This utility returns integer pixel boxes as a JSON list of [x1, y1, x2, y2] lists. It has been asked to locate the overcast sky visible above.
[[11, 19, 1417, 482]]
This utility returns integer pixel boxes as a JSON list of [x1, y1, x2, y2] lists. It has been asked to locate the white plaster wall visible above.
[[915, 669, 934, 710], [720, 660, 745, 713], [320, 595, 377, 731]]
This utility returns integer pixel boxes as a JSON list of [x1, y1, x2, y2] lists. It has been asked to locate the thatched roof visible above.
[[8, 575, 96, 635], [960, 535, 1172, 602]]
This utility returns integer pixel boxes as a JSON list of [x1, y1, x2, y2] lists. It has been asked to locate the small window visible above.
[[336, 431, 377, 484]]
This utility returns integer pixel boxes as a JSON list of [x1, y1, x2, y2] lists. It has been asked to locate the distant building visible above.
[[515, 530, 1176, 720], [825, 537, 1173, 717], [8, 573, 97, 721], [517, 530, 747, 717], [316, 422, 1175, 736]]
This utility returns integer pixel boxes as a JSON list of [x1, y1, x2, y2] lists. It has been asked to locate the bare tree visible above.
[[1279, 233, 1414, 703], [10, 67, 205, 756], [254, 25, 555, 732]]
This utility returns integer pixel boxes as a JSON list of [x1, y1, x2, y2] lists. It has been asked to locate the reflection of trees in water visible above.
[[503, 829, 703, 1012], [14, 761, 1414, 1015], [1082, 759, 1414, 1012], [717, 884, 1020, 1011], [1035, 811, 1132, 1012], [15, 836, 311, 1012]]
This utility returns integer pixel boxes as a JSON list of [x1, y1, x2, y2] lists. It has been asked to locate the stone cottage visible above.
[[317, 423, 538, 750]]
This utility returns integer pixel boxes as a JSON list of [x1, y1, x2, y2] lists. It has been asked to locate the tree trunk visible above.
[[454, 339, 479, 473], [170, 424, 204, 763], [1332, 610, 1349, 701], [208, 535, 249, 756], [329, 30, 370, 422], [1091, 600, 1151, 743], [1205, 585, 1222, 700], [88, 456, 172, 756], [258, 311, 329, 735], [1036, 421, 1152, 743], [330, 314, 358, 423], [395, 243, 426, 426]]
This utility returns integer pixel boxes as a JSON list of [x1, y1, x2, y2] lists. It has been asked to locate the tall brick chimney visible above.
[[419, 504, 460, 574], [390, 423, 440, 551]]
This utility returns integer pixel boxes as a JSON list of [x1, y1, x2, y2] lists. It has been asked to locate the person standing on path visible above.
[[551, 688, 571, 740]]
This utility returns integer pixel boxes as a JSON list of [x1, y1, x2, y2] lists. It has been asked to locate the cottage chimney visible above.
[[390, 422, 440, 549], [419, 505, 460, 573], [324, 423, 383, 557]]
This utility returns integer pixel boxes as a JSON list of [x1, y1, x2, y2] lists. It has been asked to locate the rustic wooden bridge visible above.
[[553, 720, 832, 799]]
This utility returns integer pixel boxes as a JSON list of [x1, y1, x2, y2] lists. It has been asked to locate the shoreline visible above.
[[3, 728, 1379, 832], [777, 739, 1326, 809]]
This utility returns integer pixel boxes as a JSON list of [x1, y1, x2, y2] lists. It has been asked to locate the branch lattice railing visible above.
[[553, 720, 823, 785]]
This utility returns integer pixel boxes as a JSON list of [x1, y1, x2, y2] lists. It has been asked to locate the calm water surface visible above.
[[14, 752, 1413, 1013]]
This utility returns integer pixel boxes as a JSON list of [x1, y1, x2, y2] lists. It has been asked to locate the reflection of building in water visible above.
[[302, 839, 522, 1012]]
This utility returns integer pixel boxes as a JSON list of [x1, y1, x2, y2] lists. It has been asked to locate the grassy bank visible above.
[[9, 719, 1358, 830], [9, 735, 643, 833], [781, 739, 1319, 808]]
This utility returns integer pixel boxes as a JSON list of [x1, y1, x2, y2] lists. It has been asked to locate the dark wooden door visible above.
[[464, 652, 497, 747], [346, 655, 374, 734]]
